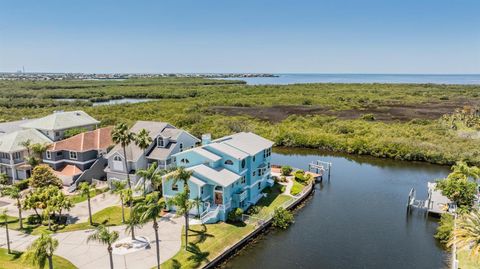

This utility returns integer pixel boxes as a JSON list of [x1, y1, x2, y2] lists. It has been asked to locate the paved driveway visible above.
[[0, 214, 183, 269]]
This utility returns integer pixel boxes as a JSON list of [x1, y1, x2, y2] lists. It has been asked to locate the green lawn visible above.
[[458, 250, 480, 269], [0, 248, 76, 269], [250, 183, 293, 219], [69, 187, 109, 204], [161, 223, 255, 269], [290, 179, 305, 196], [5, 206, 129, 235]]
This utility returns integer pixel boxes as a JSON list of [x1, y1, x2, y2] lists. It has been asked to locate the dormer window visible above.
[[157, 136, 165, 148]]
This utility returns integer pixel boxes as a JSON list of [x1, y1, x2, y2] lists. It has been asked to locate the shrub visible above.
[[247, 206, 260, 215], [29, 165, 63, 189], [26, 214, 41, 225], [227, 207, 244, 223], [434, 213, 453, 245], [280, 176, 287, 182], [361, 113, 376, 121], [272, 176, 279, 183], [302, 99, 313, 105], [280, 185, 286, 193], [272, 207, 294, 229], [281, 166, 293, 176], [14, 179, 29, 190], [436, 178, 477, 210], [290, 183, 302, 196]]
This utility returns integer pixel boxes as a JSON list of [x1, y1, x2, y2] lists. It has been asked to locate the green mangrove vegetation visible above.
[[1, 78, 480, 165]]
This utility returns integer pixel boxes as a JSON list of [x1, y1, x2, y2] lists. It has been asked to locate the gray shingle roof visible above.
[[20, 110, 100, 131], [107, 121, 171, 162], [0, 129, 52, 153], [0, 119, 33, 136]]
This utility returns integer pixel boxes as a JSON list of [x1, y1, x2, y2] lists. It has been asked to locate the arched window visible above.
[[180, 158, 190, 164], [224, 159, 233, 165], [113, 155, 123, 171], [241, 159, 246, 168], [215, 186, 222, 191]]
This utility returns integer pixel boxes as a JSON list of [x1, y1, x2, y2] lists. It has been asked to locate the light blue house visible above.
[[162, 132, 274, 223]]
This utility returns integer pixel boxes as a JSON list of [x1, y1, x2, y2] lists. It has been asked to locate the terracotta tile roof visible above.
[[54, 164, 82, 177], [49, 126, 113, 152]]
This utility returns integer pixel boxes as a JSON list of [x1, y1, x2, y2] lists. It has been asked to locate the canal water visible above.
[[223, 148, 450, 269]]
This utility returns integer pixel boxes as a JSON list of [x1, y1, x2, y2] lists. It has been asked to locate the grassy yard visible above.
[[5, 206, 129, 235], [69, 187, 109, 204], [161, 223, 255, 269], [250, 183, 293, 219], [458, 250, 480, 269], [0, 248, 76, 269], [290, 179, 306, 196]]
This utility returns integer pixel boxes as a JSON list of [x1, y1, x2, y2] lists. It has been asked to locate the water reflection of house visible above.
[[43, 127, 113, 186]]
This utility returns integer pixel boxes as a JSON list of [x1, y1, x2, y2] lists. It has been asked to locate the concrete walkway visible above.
[[0, 214, 183, 269]]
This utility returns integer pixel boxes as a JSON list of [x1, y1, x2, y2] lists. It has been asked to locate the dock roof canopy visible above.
[[21, 110, 100, 131]]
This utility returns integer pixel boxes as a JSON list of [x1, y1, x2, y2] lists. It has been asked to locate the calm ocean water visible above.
[[220, 74, 480, 85]]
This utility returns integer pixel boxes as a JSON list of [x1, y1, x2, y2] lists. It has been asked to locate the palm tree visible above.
[[192, 196, 202, 219], [166, 166, 193, 248], [87, 225, 119, 269], [136, 162, 165, 197], [110, 180, 127, 223], [135, 129, 152, 197], [448, 210, 480, 259], [125, 205, 143, 240], [2, 186, 23, 229], [78, 182, 95, 225], [0, 209, 11, 254], [448, 161, 480, 181], [168, 191, 194, 250], [24, 232, 59, 269], [28, 143, 49, 168], [111, 123, 135, 190], [136, 192, 165, 269]]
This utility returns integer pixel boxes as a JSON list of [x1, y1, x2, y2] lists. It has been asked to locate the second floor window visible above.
[[69, 151, 77, 160], [46, 151, 52, 159], [179, 143, 184, 152], [13, 152, 22, 160], [172, 184, 178, 191], [241, 176, 246, 184], [157, 137, 164, 148]]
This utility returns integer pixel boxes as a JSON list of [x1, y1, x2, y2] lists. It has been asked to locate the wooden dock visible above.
[[407, 182, 452, 215], [426, 182, 452, 215]]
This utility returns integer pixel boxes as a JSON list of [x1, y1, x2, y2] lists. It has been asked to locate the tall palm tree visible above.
[[111, 123, 135, 190], [135, 128, 152, 197], [2, 186, 23, 229], [24, 232, 59, 269], [1, 209, 11, 254], [136, 162, 165, 197], [88, 225, 119, 269], [168, 191, 194, 250], [166, 166, 193, 246], [448, 210, 480, 258], [78, 182, 95, 225], [125, 205, 143, 240], [110, 180, 127, 223], [136, 192, 165, 269], [28, 143, 49, 168]]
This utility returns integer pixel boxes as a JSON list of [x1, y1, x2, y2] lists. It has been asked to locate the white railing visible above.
[[200, 202, 211, 220]]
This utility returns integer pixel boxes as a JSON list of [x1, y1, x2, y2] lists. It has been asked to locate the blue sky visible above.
[[1, 0, 479, 73]]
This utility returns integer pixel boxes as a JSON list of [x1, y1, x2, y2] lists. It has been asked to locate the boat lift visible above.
[[308, 160, 332, 181]]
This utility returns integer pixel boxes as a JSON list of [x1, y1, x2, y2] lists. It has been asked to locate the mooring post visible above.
[[328, 162, 331, 181]]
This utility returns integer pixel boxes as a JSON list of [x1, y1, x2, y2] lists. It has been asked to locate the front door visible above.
[[214, 192, 223, 205]]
